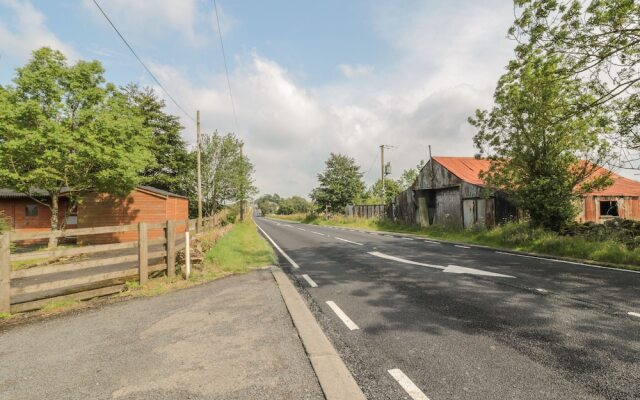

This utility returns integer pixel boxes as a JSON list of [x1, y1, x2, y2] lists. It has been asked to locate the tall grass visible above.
[[268, 214, 640, 269]]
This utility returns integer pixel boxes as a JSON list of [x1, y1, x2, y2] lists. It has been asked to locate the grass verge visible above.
[[268, 214, 640, 271]]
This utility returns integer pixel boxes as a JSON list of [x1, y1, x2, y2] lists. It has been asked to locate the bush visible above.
[[0, 211, 8, 232]]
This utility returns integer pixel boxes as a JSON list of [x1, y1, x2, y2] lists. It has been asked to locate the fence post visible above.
[[185, 231, 191, 280], [0, 233, 10, 313], [166, 220, 176, 278], [138, 222, 148, 285]]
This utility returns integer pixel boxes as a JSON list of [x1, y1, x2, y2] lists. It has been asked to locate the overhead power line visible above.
[[91, 0, 196, 123], [212, 0, 239, 133]]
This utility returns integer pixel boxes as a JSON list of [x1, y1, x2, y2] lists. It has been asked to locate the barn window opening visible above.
[[25, 204, 38, 217], [600, 201, 619, 217]]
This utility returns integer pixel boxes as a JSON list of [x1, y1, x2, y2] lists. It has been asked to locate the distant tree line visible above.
[[255, 194, 313, 216], [0, 47, 255, 246]]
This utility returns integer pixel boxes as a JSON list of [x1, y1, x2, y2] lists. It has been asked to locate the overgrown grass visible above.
[[41, 298, 81, 312], [268, 214, 640, 270]]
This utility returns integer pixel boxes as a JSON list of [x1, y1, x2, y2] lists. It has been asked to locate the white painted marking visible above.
[[443, 265, 515, 278], [388, 369, 430, 400], [368, 251, 444, 269], [402, 237, 414, 241], [296, 227, 306, 231], [424, 240, 440, 244], [384, 235, 394, 238], [536, 288, 548, 293], [326, 301, 359, 330], [302, 274, 318, 288], [185, 231, 191, 279], [629, 312, 640, 318], [455, 245, 471, 249], [310, 231, 325, 236], [335, 237, 364, 246], [495, 251, 640, 274], [256, 224, 301, 269], [368, 252, 515, 278]]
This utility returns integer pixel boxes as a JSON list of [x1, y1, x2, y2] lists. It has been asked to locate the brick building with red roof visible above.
[[391, 156, 640, 229]]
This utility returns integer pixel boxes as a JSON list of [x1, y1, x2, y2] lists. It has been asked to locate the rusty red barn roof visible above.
[[431, 156, 640, 197]]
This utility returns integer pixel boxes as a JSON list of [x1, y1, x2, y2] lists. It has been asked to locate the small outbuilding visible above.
[[0, 188, 76, 233], [391, 156, 640, 229]]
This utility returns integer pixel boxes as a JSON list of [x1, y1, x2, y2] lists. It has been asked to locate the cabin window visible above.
[[25, 204, 38, 217], [599, 200, 619, 217]]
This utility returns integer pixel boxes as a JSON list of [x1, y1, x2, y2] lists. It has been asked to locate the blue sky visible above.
[[0, 0, 524, 196]]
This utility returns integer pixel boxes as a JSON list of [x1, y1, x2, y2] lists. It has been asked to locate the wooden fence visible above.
[[345, 204, 390, 219], [0, 216, 217, 314]]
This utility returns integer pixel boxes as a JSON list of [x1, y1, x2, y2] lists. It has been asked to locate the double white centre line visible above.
[[326, 301, 359, 330]]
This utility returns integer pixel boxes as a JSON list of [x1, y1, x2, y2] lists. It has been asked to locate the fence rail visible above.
[[0, 215, 218, 313]]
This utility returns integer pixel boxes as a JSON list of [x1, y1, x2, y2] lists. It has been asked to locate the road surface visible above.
[[255, 217, 640, 400]]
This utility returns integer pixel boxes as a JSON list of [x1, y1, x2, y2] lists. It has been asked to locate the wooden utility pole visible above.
[[239, 142, 244, 222], [380, 145, 385, 202], [196, 110, 202, 232]]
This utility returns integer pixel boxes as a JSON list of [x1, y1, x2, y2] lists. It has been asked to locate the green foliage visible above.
[[277, 196, 312, 215], [470, 50, 612, 230], [205, 219, 276, 271], [200, 132, 257, 216], [398, 160, 425, 189], [511, 0, 640, 154], [367, 178, 402, 204], [256, 193, 282, 215], [122, 84, 194, 197], [0, 211, 8, 232], [310, 153, 365, 213], [0, 48, 154, 245]]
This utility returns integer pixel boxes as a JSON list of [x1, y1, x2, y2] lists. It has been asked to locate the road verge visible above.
[[271, 266, 366, 400]]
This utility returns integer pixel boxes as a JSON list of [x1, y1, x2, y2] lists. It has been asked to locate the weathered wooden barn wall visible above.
[[345, 204, 387, 219], [392, 189, 416, 224], [580, 195, 640, 223]]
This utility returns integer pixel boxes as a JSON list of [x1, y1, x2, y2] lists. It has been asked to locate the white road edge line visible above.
[[256, 223, 301, 269], [302, 274, 318, 288], [424, 240, 440, 244], [495, 251, 640, 274], [310, 231, 325, 236], [326, 301, 359, 330], [388, 369, 430, 400], [455, 245, 471, 249], [335, 237, 364, 246], [629, 312, 640, 318], [296, 227, 306, 231]]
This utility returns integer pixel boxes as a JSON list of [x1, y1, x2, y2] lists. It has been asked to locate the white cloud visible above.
[[0, 0, 77, 62], [84, 0, 236, 47], [337, 64, 374, 78], [144, 1, 517, 198]]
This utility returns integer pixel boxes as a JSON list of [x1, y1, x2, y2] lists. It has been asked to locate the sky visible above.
[[0, 0, 522, 198]]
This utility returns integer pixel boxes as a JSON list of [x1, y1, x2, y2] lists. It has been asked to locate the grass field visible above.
[[269, 213, 640, 270]]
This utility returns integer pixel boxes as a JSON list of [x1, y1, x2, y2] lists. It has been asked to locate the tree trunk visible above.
[[48, 194, 59, 249]]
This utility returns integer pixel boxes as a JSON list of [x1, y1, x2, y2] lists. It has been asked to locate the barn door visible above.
[[476, 199, 486, 227], [463, 199, 476, 229]]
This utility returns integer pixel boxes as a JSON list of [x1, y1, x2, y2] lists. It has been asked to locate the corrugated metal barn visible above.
[[391, 157, 640, 229]]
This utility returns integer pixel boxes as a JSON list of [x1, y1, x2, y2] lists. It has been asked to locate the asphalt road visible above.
[[255, 217, 640, 400], [0, 270, 324, 400]]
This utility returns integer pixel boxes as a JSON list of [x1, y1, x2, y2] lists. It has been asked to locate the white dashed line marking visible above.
[[424, 240, 440, 244], [536, 288, 548, 293], [302, 274, 318, 287], [402, 237, 414, 241], [388, 369, 430, 400], [326, 301, 359, 330], [335, 237, 364, 246], [455, 245, 471, 249], [297, 227, 306, 231], [309, 231, 325, 236], [629, 312, 640, 318]]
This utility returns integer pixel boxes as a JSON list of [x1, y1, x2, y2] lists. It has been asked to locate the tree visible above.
[[277, 196, 312, 215], [123, 84, 194, 197], [310, 153, 365, 213], [399, 160, 425, 189], [470, 51, 612, 230], [510, 0, 640, 158], [0, 48, 153, 247], [256, 193, 282, 215], [367, 178, 402, 204], [200, 132, 256, 216]]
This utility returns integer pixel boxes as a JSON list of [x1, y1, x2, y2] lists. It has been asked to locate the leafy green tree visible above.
[[310, 153, 365, 213], [123, 84, 194, 197], [367, 178, 402, 204], [200, 132, 256, 216], [256, 193, 281, 215], [399, 160, 425, 189], [0, 48, 153, 247], [510, 0, 640, 152], [277, 196, 312, 215], [470, 51, 612, 230]]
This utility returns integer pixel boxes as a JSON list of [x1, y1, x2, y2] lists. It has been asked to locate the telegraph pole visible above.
[[380, 145, 385, 201], [196, 110, 202, 232], [239, 142, 244, 222]]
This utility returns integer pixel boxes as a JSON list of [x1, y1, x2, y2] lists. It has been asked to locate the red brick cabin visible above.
[[0, 188, 76, 233], [76, 186, 189, 244]]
